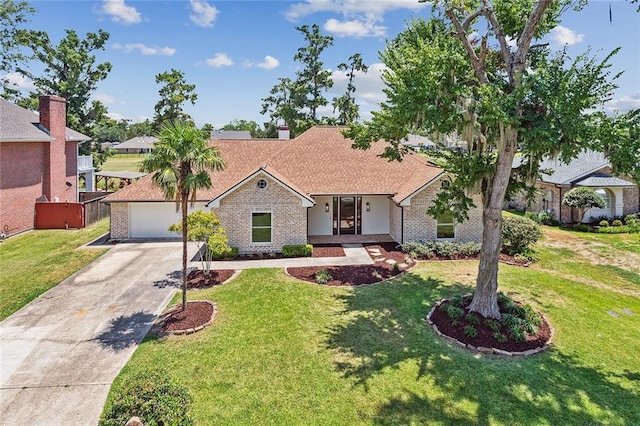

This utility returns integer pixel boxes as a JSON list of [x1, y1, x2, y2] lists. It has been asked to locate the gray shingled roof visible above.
[[116, 136, 158, 149], [0, 99, 90, 142], [575, 175, 636, 187], [211, 130, 252, 139], [537, 150, 610, 185]]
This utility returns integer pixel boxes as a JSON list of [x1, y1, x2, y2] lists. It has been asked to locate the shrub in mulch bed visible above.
[[429, 294, 552, 353], [288, 243, 415, 286], [186, 269, 235, 289], [287, 264, 405, 286]]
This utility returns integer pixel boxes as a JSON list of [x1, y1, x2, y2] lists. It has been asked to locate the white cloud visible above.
[[107, 112, 149, 122], [550, 25, 584, 46], [93, 93, 123, 105], [205, 53, 233, 68], [0, 72, 35, 90], [323, 18, 385, 38], [285, 0, 427, 21], [113, 43, 176, 56], [254, 55, 280, 70], [605, 93, 640, 114], [102, 0, 141, 25], [190, 0, 219, 28], [285, 0, 427, 39]]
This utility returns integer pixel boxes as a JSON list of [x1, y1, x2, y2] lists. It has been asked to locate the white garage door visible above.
[[129, 202, 207, 238]]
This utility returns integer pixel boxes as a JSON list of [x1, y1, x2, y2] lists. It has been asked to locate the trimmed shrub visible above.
[[501, 216, 542, 256], [524, 211, 540, 223], [282, 244, 313, 257], [401, 241, 481, 259], [572, 224, 592, 232], [212, 246, 239, 259], [597, 225, 634, 234], [612, 219, 623, 227], [599, 220, 610, 227], [99, 369, 193, 426]]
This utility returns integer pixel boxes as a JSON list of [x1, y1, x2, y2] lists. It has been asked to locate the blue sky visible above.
[[6, 0, 640, 128]]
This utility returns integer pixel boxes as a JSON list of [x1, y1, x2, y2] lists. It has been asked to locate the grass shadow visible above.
[[94, 311, 157, 351], [324, 271, 640, 424]]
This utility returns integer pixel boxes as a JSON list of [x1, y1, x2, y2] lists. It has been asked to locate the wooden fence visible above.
[[34, 192, 113, 230]]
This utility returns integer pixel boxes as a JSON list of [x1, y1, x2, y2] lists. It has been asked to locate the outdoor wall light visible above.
[[366, 202, 370, 211], [325, 202, 330, 212]]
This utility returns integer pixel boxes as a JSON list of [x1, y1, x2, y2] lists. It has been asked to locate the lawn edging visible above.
[[426, 297, 554, 357]]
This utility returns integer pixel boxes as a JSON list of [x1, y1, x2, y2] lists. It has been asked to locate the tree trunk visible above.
[[181, 196, 188, 311], [468, 127, 518, 319]]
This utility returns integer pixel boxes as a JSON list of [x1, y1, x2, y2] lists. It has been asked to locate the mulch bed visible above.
[[161, 301, 215, 333], [186, 269, 235, 289], [429, 297, 552, 352], [312, 244, 345, 257], [287, 243, 414, 286]]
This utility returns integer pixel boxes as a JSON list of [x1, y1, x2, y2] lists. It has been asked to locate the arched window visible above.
[[594, 189, 610, 208]]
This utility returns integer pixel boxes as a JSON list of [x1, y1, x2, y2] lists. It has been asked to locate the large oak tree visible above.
[[346, 0, 636, 318]]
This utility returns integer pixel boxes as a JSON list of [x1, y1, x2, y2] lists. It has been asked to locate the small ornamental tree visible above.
[[501, 215, 542, 256], [169, 210, 229, 276], [562, 187, 606, 223]]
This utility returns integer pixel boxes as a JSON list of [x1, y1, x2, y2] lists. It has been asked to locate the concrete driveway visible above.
[[0, 240, 183, 425]]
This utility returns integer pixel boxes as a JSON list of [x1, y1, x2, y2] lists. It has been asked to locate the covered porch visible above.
[[308, 234, 397, 245]]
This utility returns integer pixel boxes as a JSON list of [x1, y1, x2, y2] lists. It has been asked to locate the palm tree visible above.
[[140, 121, 224, 311]]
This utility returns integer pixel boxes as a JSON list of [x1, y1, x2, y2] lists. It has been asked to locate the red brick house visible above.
[[104, 126, 483, 252], [0, 95, 90, 237]]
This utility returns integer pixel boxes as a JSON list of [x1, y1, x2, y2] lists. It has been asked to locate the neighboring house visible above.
[[512, 151, 639, 223], [211, 130, 252, 139], [113, 136, 158, 154], [103, 126, 483, 252], [0, 95, 90, 237]]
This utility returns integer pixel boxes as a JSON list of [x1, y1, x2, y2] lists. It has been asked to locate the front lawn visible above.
[[0, 219, 109, 320], [103, 228, 640, 424]]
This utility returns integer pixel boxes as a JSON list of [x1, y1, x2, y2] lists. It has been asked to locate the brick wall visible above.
[[403, 183, 483, 243], [622, 185, 639, 216], [388, 200, 402, 243], [109, 202, 129, 239], [213, 174, 307, 253], [0, 142, 47, 235], [39, 95, 77, 202]]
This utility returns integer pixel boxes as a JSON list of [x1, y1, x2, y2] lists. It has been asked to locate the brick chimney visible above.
[[39, 95, 76, 201]]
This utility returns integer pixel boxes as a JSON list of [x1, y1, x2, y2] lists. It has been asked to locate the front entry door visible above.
[[333, 196, 362, 235]]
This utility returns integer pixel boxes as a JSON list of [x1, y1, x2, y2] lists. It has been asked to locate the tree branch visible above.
[[480, 7, 513, 81], [446, 7, 489, 84], [514, 0, 554, 73]]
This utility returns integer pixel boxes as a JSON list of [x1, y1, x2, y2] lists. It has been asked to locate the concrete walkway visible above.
[[207, 243, 374, 269], [0, 241, 182, 425]]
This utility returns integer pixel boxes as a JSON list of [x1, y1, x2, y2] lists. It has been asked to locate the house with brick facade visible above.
[[103, 126, 483, 252], [0, 95, 90, 237], [512, 150, 639, 223]]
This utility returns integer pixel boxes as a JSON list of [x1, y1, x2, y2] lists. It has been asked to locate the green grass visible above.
[[101, 154, 145, 172], [0, 219, 109, 320], [103, 228, 640, 425]]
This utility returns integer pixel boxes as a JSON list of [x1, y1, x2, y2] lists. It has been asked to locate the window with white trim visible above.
[[251, 212, 272, 244], [436, 211, 455, 239]]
